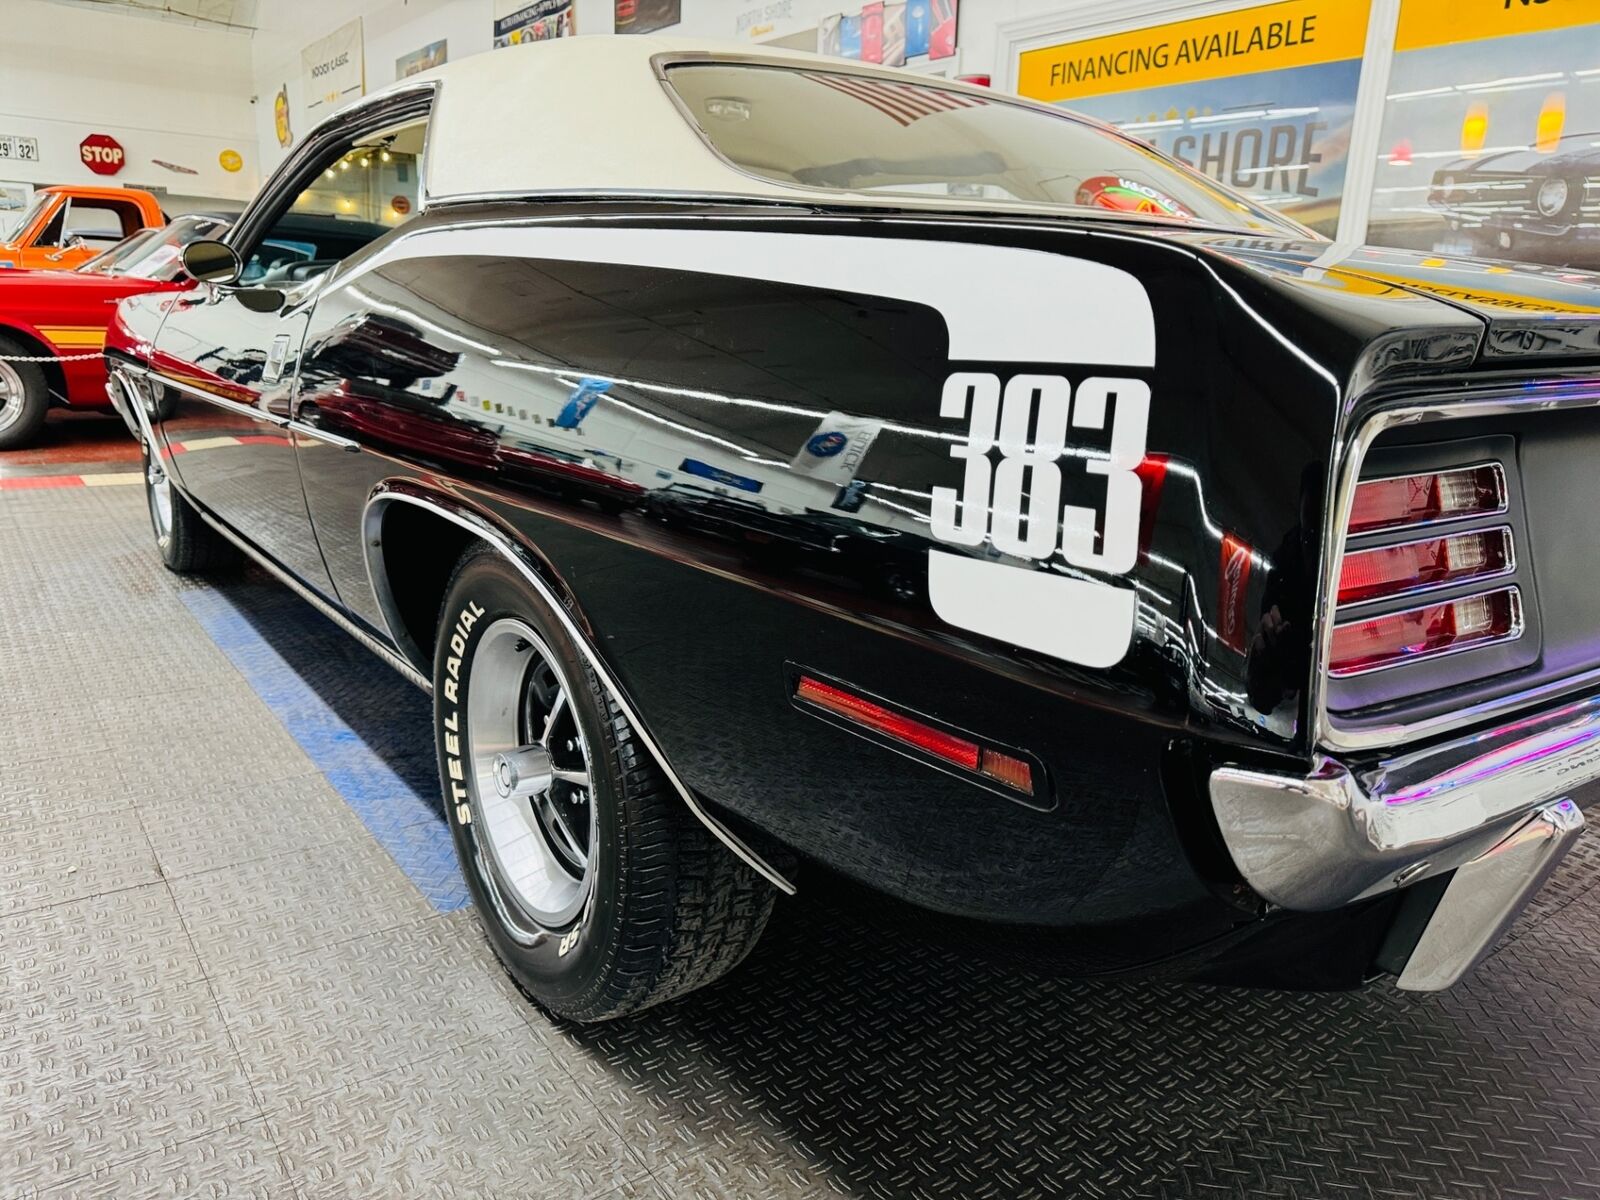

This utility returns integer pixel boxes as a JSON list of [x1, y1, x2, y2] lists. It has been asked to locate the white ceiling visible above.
[[34, 0, 259, 32]]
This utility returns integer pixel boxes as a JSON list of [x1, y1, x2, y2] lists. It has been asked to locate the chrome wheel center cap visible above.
[[492, 745, 553, 800]]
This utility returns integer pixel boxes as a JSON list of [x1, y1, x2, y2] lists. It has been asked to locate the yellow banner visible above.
[[1017, 0, 1370, 103], [1396, 0, 1600, 53]]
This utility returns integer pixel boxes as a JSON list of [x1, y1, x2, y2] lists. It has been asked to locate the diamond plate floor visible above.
[[4, 482, 1600, 1199]]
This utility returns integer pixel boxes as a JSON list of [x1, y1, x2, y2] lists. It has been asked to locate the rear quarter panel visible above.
[[295, 205, 1353, 939]]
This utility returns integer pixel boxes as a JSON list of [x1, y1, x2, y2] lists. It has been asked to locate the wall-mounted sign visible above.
[[302, 18, 365, 115], [219, 149, 243, 173], [79, 134, 125, 176], [820, 0, 955, 62], [1016, 0, 1370, 236], [273, 84, 293, 148], [391, 194, 412, 216], [396, 39, 447, 79], [151, 158, 198, 175], [493, 0, 575, 47], [1367, 0, 1600, 266], [0, 135, 40, 164], [616, 0, 680, 35]]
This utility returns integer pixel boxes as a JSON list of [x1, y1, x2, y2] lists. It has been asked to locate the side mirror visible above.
[[181, 239, 243, 285], [46, 236, 88, 263]]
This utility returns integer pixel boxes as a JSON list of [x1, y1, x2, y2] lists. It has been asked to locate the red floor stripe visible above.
[[0, 475, 85, 490]]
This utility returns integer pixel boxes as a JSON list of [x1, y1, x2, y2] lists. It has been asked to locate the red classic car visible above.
[[0, 211, 371, 449], [0, 214, 228, 448]]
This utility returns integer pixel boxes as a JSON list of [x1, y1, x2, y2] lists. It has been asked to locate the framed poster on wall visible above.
[[818, 0, 954, 64], [1366, 0, 1600, 267], [1015, 0, 1369, 235], [302, 18, 365, 116], [616, 0, 680, 35], [494, 0, 575, 47]]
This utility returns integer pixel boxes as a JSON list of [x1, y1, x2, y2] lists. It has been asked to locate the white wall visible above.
[[249, 0, 615, 178], [0, 0, 259, 206]]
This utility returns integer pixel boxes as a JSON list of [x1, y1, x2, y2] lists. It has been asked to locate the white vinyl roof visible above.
[[351, 36, 1024, 210]]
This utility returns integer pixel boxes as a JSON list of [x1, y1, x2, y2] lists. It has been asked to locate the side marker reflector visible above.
[[794, 675, 1034, 795], [795, 675, 979, 770]]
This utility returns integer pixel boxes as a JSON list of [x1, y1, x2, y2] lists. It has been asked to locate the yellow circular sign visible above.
[[219, 148, 243, 173]]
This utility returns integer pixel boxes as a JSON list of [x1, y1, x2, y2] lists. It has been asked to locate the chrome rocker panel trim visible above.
[[361, 483, 798, 897]]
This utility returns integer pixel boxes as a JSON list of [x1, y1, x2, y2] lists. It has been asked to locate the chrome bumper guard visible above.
[[1211, 692, 1598, 990], [105, 373, 142, 440]]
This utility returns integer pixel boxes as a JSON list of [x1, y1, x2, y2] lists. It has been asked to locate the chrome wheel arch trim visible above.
[[361, 482, 797, 896]]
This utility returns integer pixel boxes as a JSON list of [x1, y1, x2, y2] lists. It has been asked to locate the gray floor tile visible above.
[[0, 801, 160, 918], [169, 836, 436, 981], [37, 1119, 295, 1200], [0, 981, 261, 1191], [208, 915, 533, 1111], [266, 1024, 653, 1200], [134, 772, 366, 879], [0, 883, 201, 1014]]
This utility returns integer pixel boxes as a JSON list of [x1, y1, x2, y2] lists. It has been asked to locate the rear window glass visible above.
[[665, 63, 1302, 234]]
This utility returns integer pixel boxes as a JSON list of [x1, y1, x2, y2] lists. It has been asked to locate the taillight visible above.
[[1337, 527, 1512, 605], [1330, 459, 1523, 678], [1348, 463, 1504, 534], [1330, 588, 1522, 676], [793, 674, 1036, 796]]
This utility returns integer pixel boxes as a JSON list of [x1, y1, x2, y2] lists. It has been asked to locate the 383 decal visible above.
[[926, 371, 1150, 671]]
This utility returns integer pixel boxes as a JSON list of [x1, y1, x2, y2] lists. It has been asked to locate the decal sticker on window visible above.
[[1076, 175, 1196, 220]]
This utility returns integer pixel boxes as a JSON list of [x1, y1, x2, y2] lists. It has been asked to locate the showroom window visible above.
[[1366, 0, 1600, 268], [665, 62, 1299, 231], [1011, 0, 1370, 238], [238, 118, 426, 285]]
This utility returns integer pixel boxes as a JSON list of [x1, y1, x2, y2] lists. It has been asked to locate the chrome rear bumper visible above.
[[1211, 692, 1598, 989]]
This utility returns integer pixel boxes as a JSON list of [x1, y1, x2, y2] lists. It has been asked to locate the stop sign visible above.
[[79, 134, 125, 176]]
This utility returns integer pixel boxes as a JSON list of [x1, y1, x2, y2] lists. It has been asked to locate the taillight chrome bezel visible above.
[[1328, 585, 1525, 678], [1336, 524, 1516, 608], [1310, 382, 1600, 756], [1345, 460, 1508, 535]]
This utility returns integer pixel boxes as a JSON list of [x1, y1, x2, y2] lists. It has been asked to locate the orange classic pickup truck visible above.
[[0, 185, 165, 270]]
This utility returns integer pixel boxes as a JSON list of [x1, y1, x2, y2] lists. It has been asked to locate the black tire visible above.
[[435, 544, 773, 1021], [141, 442, 240, 574], [0, 335, 51, 450]]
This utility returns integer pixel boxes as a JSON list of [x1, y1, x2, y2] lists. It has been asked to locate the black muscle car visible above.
[[105, 38, 1600, 1021]]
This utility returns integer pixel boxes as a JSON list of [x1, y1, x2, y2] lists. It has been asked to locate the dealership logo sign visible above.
[[79, 134, 125, 176]]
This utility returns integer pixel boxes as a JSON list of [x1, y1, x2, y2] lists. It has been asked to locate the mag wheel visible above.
[[0, 344, 49, 451], [436, 544, 774, 1021], [141, 441, 238, 574]]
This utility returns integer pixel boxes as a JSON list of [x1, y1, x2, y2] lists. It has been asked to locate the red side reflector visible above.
[[979, 748, 1034, 795], [1329, 588, 1521, 676], [1337, 527, 1512, 606], [1348, 464, 1503, 534], [794, 676, 979, 771]]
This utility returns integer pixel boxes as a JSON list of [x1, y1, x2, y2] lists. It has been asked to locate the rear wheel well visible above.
[[0, 325, 67, 406], [374, 501, 477, 670]]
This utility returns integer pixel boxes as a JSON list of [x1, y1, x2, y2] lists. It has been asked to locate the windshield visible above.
[[77, 227, 164, 274], [665, 63, 1306, 235], [80, 215, 232, 280], [0, 191, 52, 242]]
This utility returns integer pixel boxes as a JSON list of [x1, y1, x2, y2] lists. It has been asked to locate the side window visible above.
[[240, 119, 425, 287], [63, 200, 140, 247]]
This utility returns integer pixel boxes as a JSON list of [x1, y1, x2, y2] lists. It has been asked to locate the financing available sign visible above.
[[1016, 1, 1370, 235], [302, 18, 365, 114]]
